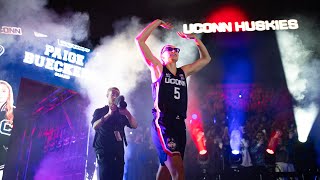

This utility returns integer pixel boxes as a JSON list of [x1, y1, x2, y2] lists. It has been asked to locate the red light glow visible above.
[[187, 112, 207, 154], [206, 5, 248, 32]]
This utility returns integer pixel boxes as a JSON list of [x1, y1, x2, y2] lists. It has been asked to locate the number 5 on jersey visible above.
[[174, 87, 180, 99]]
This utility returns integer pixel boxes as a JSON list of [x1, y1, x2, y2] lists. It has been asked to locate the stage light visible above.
[[229, 151, 242, 167], [187, 112, 207, 159], [232, 149, 240, 155], [266, 148, 274, 154], [277, 31, 319, 144], [294, 104, 318, 143], [230, 129, 241, 156], [198, 150, 209, 165], [199, 150, 207, 155], [266, 130, 281, 154], [197, 150, 210, 180]]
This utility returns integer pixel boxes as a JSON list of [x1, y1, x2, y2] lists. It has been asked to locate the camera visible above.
[[115, 95, 127, 109]]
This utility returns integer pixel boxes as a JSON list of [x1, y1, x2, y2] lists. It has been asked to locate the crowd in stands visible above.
[[123, 84, 319, 180]]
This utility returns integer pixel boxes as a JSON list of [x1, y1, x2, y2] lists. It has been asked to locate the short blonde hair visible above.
[[107, 87, 120, 96]]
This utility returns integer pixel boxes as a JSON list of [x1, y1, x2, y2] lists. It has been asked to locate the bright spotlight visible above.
[[230, 129, 241, 155], [276, 31, 319, 144], [199, 150, 207, 155], [232, 150, 240, 155], [266, 130, 282, 154], [266, 148, 274, 154], [294, 103, 319, 143]]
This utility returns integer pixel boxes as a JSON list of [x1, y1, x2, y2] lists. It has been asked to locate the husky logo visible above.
[[0, 45, 4, 57], [166, 138, 177, 151], [165, 73, 171, 77]]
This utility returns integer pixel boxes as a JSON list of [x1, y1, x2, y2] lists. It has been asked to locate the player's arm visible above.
[[135, 19, 173, 69], [179, 32, 211, 77]]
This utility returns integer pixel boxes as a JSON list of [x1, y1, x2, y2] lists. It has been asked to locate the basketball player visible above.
[[135, 19, 211, 180]]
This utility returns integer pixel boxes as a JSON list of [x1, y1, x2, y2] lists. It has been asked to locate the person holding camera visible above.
[[91, 87, 138, 180]]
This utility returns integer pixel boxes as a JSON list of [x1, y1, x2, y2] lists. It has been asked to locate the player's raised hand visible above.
[[177, 32, 196, 40], [159, 20, 174, 30]]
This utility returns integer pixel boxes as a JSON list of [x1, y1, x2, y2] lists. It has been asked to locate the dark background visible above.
[[46, 0, 319, 47]]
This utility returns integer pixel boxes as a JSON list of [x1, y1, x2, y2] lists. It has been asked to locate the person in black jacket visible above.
[[91, 87, 137, 180]]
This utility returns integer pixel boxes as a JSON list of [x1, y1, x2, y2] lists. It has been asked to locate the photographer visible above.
[[91, 87, 137, 180]]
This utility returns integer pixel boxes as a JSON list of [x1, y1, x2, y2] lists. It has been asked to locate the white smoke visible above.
[[0, 0, 89, 55], [78, 17, 201, 179], [276, 15, 320, 142], [0, 0, 89, 87], [77, 17, 199, 122]]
